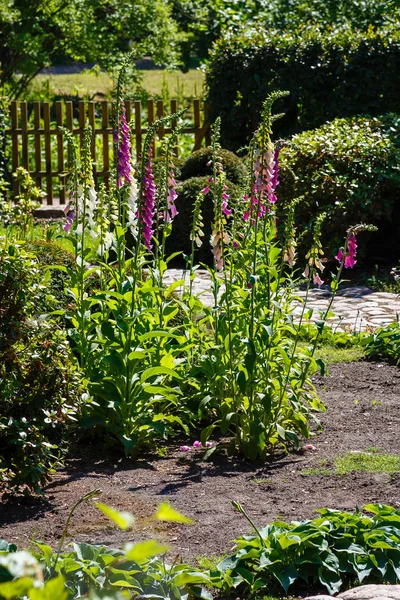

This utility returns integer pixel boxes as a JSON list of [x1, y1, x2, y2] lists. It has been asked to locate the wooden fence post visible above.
[[33, 102, 42, 190], [43, 102, 53, 204], [5, 97, 206, 204], [10, 101, 19, 197], [55, 101, 65, 204]]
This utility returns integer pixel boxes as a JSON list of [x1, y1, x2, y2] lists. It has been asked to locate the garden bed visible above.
[[1, 360, 399, 564]]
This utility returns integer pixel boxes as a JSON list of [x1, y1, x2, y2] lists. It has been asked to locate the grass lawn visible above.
[[28, 69, 205, 101]]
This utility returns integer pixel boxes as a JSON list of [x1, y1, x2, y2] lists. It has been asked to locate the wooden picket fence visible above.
[[6, 98, 210, 205]]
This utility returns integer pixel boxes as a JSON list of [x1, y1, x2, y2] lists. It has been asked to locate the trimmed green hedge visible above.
[[205, 24, 400, 150], [277, 113, 400, 262]]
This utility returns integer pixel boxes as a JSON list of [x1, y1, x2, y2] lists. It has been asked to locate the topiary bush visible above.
[[179, 146, 246, 184], [277, 114, 400, 263], [205, 24, 400, 150], [165, 175, 241, 264], [0, 241, 83, 493]]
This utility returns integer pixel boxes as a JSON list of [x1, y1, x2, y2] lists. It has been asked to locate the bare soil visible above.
[[1, 361, 400, 564]]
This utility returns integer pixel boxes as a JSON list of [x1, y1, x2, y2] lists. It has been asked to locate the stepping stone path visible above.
[[305, 584, 400, 600], [163, 269, 400, 332]]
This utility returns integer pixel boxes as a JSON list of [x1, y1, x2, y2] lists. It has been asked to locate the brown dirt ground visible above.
[[1, 361, 400, 564]]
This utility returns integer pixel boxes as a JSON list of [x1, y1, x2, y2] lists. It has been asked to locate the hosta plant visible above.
[[213, 501, 400, 596]]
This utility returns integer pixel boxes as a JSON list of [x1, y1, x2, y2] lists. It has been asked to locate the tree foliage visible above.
[[0, 0, 183, 98]]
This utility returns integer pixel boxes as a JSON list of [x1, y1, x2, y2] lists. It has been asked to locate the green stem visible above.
[[51, 489, 100, 577]]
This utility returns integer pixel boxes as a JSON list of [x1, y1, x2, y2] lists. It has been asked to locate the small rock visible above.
[[340, 584, 400, 599], [304, 586, 400, 600]]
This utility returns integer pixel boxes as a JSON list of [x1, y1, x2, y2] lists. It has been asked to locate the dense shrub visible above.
[[165, 175, 241, 264], [277, 114, 400, 262], [178, 147, 246, 184], [205, 24, 400, 150], [0, 241, 82, 492], [25, 240, 75, 309]]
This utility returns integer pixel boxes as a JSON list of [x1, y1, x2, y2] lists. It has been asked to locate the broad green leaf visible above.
[[29, 576, 68, 600], [270, 564, 298, 593], [318, 566, 342, 595], [277, 533, 301, 549], [164, 280, 184, 297], [173, 572, 211, 586], [0, 578, 33, 599], [95, 503, 135, 530], [217, 555, 240, 573], [141, 366, 182, 382], [33, 542, 53, 566], [160, 353, 175, 369], [125, 540, 168, 562], [154, 503, 193, 524]]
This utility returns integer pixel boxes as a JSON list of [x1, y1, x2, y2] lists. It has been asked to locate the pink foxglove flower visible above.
[[211, 228, 229, 271], [117, 103, 133, 189], [63, 208, 75, 233], [244, 143, 282, 223], [166, 167, 178, 223], [179, 445, 190, 452], [201, 185, 210, 195], [336, 233, 358, 268], [141, 152, 156, 251]]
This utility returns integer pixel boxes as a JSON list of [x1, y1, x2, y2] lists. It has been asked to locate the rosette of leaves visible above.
[[0, 241, 83, 493]]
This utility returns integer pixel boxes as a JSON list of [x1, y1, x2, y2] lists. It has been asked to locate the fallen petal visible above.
[[304, 444, 317, 452]]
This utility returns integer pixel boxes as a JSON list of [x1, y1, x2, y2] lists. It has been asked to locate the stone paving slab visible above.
[[163, 269, 400, 332]]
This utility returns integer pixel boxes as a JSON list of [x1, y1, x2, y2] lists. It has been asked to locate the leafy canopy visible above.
[[0, 0, 183, 97]]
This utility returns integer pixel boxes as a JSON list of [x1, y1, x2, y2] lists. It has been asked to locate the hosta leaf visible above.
[[270, 564, 298, 593], [318, 566, 342, 595], [125, 540, 168, 562], [28, 576, 68, 600], [217, 555, 240, 573], [277, 533, 301, 549], [33, 541, 53, 566], [0, 578, 33, 599], [173, 572, 211, 586], [154, 503, 193, 524], [95, 503, 135, 530]]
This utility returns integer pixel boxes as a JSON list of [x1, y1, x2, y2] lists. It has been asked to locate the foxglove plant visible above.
[[141, 151, 156, 252]]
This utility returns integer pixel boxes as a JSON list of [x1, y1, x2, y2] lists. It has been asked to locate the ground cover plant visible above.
[[213, 502, 400, 596], [363, 322, 400, 364], [0, 496, 212, 600]]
